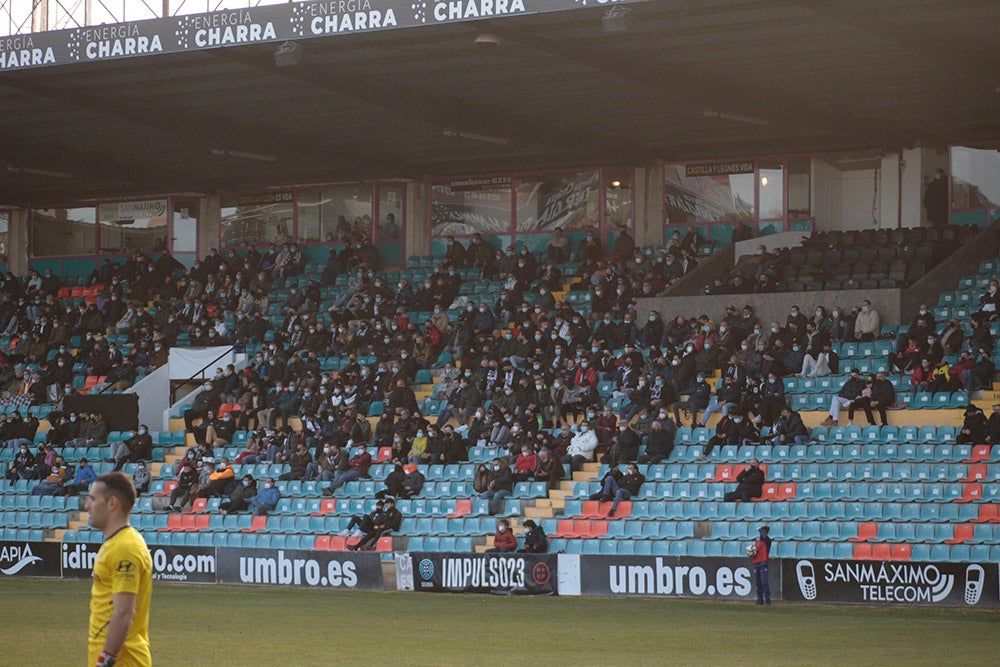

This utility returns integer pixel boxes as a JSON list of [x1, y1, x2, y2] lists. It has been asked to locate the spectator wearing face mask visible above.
[[854, 299, 880, 342], [638, 418, 676, 464], [197, 457, 235, 498], [473, 458, 515, 516], [247, 477, 280, 516], [110, 426, 153, 471], [486, 519, 518, 553], [561, 422, 598, 472], [673, 373, 711, 428], [219, 475, 257, 514], [724, 458, 766, 502], [132, 460, 151, 495]]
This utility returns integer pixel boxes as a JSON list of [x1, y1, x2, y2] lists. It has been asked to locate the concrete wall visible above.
[[199, 194, 221, 257], [637, 289, 902, 331], [635, 163, 664, 248], [407, 177, 429, 257], [734, 230, 809, 260], [8, 209, 28, 275]]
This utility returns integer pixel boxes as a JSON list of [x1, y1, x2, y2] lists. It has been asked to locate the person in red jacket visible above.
[[486, 519, 518, 553], [512, 444, 537, 482], [751, 525, 772, 605]]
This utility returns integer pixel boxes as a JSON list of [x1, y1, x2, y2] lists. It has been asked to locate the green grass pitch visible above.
[[2, 578, 997, 665]]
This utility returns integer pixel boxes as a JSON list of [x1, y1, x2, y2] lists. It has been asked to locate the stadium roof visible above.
[[2, 0, 999, 206]]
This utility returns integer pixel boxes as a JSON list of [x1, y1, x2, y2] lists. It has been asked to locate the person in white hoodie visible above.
[[562, 421, 598, 472]]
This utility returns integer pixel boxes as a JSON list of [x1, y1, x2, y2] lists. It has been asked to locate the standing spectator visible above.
[[751, 526, 773, 606], [485, 519, 518, 553], [723, 458, 766, 502], [923, 169, 948, 226]]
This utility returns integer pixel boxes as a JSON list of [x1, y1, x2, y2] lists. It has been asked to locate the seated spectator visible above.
[[863, 372, 895, 427], [485, 519, 518, 553], [591, 462, 644, 517], [800, 341, 837, 378], [561, 422, 598, 472], [340, 499, 386, 541], [528, 449, 560, 492], [518, 519, 548, 553], [472, 457, 514, 516], [278, 441, 312, 481], [196, 457, 235, 498], [638, 418, 676, 464], [910, 358, 934, 394], [377, 462, 424, 499], [220, 474, 257, 514], [62, 457, 97, 495], [854, 299, 880, 341], [723, 458, 766, 502], [607, 423, 640, 465], [504, 439, 535, 480], [699, 375, 742, 427], [988, 404, 1000, 443], [167, 459, 200, 511], [132, 460, 151, 495], [699, 412, 757, 462], [823, 369, 865, 426], [956, 404, 989, 445], [350, 496, 402, 551], [766, 405, 808, 446], [109, 426, 154, 471], [247, 476, 280, 516], [30, 456, 69, 495], [673, 373, 711, 427], [322, 443, 373, 496]]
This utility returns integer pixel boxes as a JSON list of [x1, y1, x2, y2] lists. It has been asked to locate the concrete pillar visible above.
[[199, 194, 221, 258], [634, 162, 663, 247], [8, 208, 29, 275], [407, 177, 430, 258]]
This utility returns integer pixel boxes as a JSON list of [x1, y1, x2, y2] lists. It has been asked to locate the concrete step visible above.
[[68, 517, 89, 531], [523, 506, 553, 519]]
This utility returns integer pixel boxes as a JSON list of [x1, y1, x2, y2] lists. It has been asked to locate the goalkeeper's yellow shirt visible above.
[[88, 526, 152, 667]]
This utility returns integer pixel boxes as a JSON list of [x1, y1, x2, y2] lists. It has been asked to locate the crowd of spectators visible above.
[[3, 227, 998, 547]]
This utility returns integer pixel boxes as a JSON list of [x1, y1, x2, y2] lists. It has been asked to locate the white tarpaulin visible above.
[[168, 346, 234, 380]]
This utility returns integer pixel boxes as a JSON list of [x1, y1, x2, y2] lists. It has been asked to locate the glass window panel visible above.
[[172, 200, 198, 254], [787, 158, 810, 219], [758, 160, 784, 220], [950, 146, 1000, 209], [604, 171, 633, 231], [431, 177, 512, 236], [515, 169, 599, 232], [297, 184, 372, 244], [663, 164, 754, 225], [31, 207, 96, 257], [221, 192, 294, 248], [376, 186, 404, 241], [98, 200, 169, 254]]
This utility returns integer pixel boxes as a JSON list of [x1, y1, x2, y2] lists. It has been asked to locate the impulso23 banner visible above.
[[783, 559, 999, 607], [404, 551, 557, 594]]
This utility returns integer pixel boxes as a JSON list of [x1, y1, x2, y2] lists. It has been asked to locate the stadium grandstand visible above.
[[2, 0, 1000, 592]]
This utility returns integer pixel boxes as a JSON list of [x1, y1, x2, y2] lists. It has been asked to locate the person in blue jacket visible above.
[[247, 476, 281, 516]]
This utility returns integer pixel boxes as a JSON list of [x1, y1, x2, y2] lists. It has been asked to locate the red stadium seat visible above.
[[242, 516, 268, 532], [328, 536, 347, 551], [890, 544, 912, 561], [156, 480, 177, 496], [377, 447, 393, 462], [314, 535, 331, 550], [872, 543, 892, 561], [961, 464, 987, 482], [446, 499, 471, 518], [70, 286, 86, 297], [375, 535, 393, 552], [853, 543, 874, 560], [310, 499, 336, 516], [945, 524, 974, 544], [57, 287, 71, 298], [964, 445, 991, 463], [971, 504, 1000, 524], [849, 522, 879, 542], [556, 519, 575, 536], [185, 498, 207, 514], [956, 483, 983, 503], [712, 464, 734, 482]]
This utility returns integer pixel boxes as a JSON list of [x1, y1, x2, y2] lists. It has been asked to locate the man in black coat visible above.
[[638, 418, 676, 464], [724, 458, 766, 502]]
